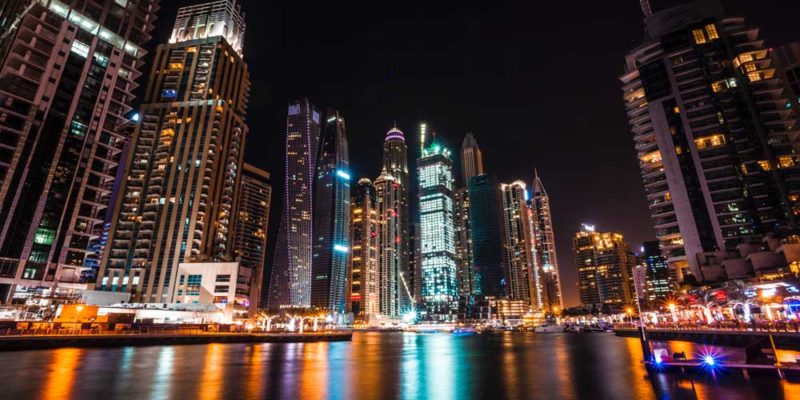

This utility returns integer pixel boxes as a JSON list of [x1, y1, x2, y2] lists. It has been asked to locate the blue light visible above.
[[131, 113, 140, 122], [333, 244, 349, 253], [336, 170, 351, 180], [654, 353, 663, 365], [160, 89, 177, 99], [703, 355, 716, 366]]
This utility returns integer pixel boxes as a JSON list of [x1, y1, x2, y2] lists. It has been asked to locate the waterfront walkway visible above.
[[0, 331, 353, 351], [614, 326, 800, 350]]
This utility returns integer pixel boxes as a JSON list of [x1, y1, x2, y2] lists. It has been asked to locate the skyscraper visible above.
[[268, 98, 320, 309], [374, 126, 412, 317], [642, 240, 672, 307], [461, 132, 484, 185], [0, 0, 157, 302], [233, 163, 271, 312], [349, 178, 379, 318], [418, 140, 458, 321], [98, 0, 249, 303], [454, 187, 476, 296], [468, 174, 506, 297], [500, 181, 540, 308], [311, 110, 351, 314], [574, 225, 636, 307], [530, 171, 563, 309], [621, 1, 800, 282]]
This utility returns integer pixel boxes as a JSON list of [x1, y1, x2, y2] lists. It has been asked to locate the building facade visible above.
[[268, 98, 320, 308], [349, 178, 379, 318], [454, 187, 476, 297], [0, 0, 157, 302], [311, 110, 350, 314], [530, 171, 563, 309], [418, 141, 458, 321], [621, 1, 800, 282], [232, 163, 271, 312], [468, 174, 506, 297], [461, 132, 484, 185], [574, 225, 635, 307], [98, 0, 249, 303], [641, 240, 672, 307], [374, 126, 412, 317], [500, 181, 540, 308]]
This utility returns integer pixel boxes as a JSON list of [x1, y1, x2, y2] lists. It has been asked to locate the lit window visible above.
[[758, 160, 772, 171], [705, 24, 719, 40], [692, 29, 707, 44], [694, 134, 726, 150]]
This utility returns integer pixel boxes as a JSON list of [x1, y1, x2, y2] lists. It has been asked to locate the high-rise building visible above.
[[418, 140, 458, 321], [349, 178, 379, 318], [461, 132, 484, 185], [409, 222, 422, 305], [454, 187, 475, 296], [772, 42, 800, 111], [500, 181, 540, 308], [97, 0, 249, 303], [621, 1, 800, 282], [574, 225, 636, 307], [268, 98, 320, 309], [232, 163, 271, 312], [468, 174, 506, 297], [311, 110, 351, 314], [530, 171, 563, 309], [374, 126, 412, 317], [641, 240, 672, 307], [169, 0, 245, 56], [0, 0, 157, 302]]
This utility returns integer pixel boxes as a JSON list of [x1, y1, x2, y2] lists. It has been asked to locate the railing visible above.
[[615, 321, 800, 334]]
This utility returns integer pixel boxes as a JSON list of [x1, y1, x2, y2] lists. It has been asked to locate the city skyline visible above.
[[18, 0, 800, 306], [145, 0, 800, 307]]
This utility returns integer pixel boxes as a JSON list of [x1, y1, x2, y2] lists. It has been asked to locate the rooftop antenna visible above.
[[640, 0, 653, 17]]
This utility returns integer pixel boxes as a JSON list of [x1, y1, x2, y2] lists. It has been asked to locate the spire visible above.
[[532, 169, 547, 197], [640, 0, 653, 17]]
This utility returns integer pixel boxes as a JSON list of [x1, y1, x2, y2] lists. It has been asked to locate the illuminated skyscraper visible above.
[[454, 187, 476, 296], [461, 132, 484, 185], [0, 0, 157, 302], [468, 174, 506, 297], [641, 240, 673, 307], [500, 181, 540, 308], [417, 139, 458, 321], [268, 98, 320, 308], [98, 0, 248, 303], [349, 179, 379, 318], [311, 110, 351, 314], [373, 126, 412, 317], [530, 171, 563, 309], [622, 1, 800, 282], [232, 163, 271, 312], [574, 225, 635, 307]]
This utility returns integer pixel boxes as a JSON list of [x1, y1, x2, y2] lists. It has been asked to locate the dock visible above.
[[614, 326, 800, 350], [0, 331, 353, 351]]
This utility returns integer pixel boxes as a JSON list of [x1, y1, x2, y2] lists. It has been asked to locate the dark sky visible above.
[[150, 0, 800, 307]]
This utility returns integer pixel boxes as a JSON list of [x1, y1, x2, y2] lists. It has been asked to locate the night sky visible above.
[[149, 0, 800, 307]]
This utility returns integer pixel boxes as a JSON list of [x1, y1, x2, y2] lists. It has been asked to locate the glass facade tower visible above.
[[311, 110, 350, 314], [417, 142, 458, 321]]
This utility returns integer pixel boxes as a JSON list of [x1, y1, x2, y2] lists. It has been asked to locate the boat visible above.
[[452, 326, 477, 336], [533, 323, 565, 333]]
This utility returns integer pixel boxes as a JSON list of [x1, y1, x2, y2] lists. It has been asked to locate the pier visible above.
[[0, 331, 353, 351], [614, 326, 800, 350]]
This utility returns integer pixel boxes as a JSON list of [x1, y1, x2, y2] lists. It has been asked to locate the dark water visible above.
[[1, 332, 798, 399]]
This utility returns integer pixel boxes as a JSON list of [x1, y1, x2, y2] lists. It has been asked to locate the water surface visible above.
[[1, 332, 798, 399]]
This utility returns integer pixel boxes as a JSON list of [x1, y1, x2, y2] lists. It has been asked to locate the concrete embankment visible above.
[[614, 327, 800, 350], [0, 331, 352, 351]]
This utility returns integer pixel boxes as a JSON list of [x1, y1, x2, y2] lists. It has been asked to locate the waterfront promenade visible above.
[[614, 325, 800, 350], [0, 330, 352, 351]]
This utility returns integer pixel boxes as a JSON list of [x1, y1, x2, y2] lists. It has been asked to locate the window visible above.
[[215, 274, 230, 282], [694, 134, 726, 150], [214, 285, 229, 293], [758, 160, 772, 171], [692, 29, 707, 45], [186, 274, 201, 295], [705, 24, 719, 40]]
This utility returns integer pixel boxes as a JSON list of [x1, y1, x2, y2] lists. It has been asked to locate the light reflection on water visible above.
[[1, 332, 798, 399]]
